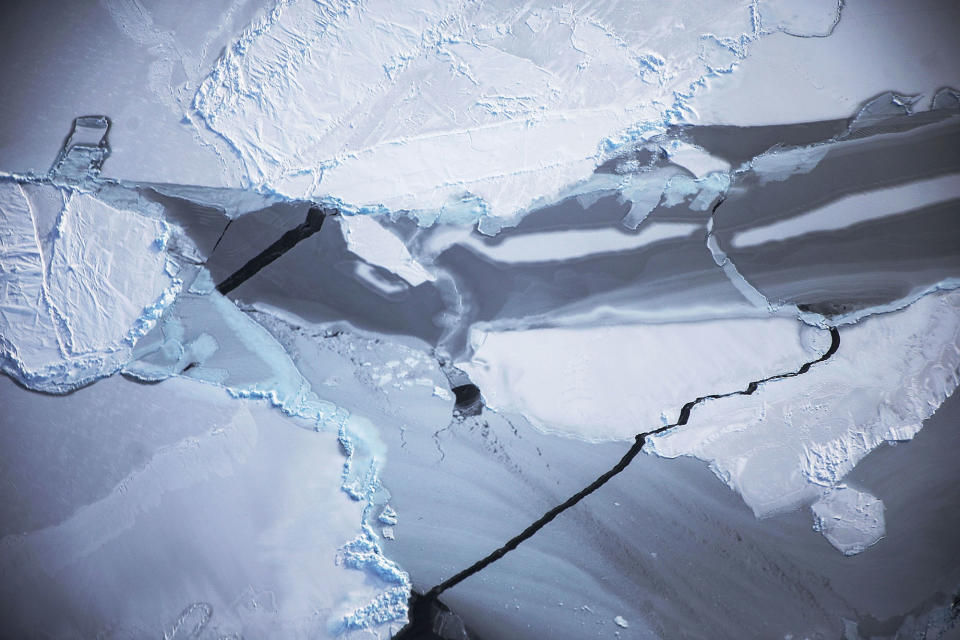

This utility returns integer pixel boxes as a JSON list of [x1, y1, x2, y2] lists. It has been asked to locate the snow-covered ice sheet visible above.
[[459, 317, 819, 441], [3, 0, 960, 638], [190, 0, 845, 225], [0, 374, 403, 639]]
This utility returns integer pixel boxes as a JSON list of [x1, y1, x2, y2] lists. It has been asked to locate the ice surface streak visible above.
[[215, 205, 332, 294], [411, 327, 841, 609]]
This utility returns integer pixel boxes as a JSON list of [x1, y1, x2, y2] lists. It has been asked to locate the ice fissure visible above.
[[216, 205, 333, 294], [397, 326, 841, 624]]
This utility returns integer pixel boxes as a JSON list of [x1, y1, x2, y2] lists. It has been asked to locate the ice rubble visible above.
[[0, 178, 178, 393]]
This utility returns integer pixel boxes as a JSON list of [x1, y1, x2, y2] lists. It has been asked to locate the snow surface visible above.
[[0, 375, 401, 639]]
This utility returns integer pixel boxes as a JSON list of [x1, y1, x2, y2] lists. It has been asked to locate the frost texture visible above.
[[0, 178, 178, 393]]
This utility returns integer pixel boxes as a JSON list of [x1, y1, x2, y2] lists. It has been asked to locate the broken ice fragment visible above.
[[614, 615, 629, 628], [379, 505, 399, 526], [811, 486, 885, 556]]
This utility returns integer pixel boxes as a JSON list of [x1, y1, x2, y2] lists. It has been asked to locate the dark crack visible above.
[[216, 205, 333, 295], [401, 326, 840, 616], [451, 384, 482, 416]]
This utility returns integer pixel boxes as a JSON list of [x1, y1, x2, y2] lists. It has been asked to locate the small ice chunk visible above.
[[931, 87, 960, 112], [614, 615, 629, 628], [811, 486, 885, 556], [381, 527, 395, 540]]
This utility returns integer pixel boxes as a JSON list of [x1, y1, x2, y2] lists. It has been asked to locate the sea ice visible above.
[[647, 289, 960, 516]]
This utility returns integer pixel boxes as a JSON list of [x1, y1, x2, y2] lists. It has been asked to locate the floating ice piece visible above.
[[341, 214, 435, 287], [747, 144, 830, 185], [811, 486, 885, 556], [845, 91, 921, 135], [931, 86, 960, 111], [0, 179, 178, 393], [662, 141, 731, 178], [614, 615, 629, 628]]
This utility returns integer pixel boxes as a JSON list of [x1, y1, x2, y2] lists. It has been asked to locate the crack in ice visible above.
[[407, 326, 840, 613]]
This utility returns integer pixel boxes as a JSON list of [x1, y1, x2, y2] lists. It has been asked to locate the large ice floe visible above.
[[2, 0, 960, 638]]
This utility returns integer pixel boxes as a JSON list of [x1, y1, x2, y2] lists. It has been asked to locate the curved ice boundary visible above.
[[191, 0, 843, 230], [0, 176, 180, 393]]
